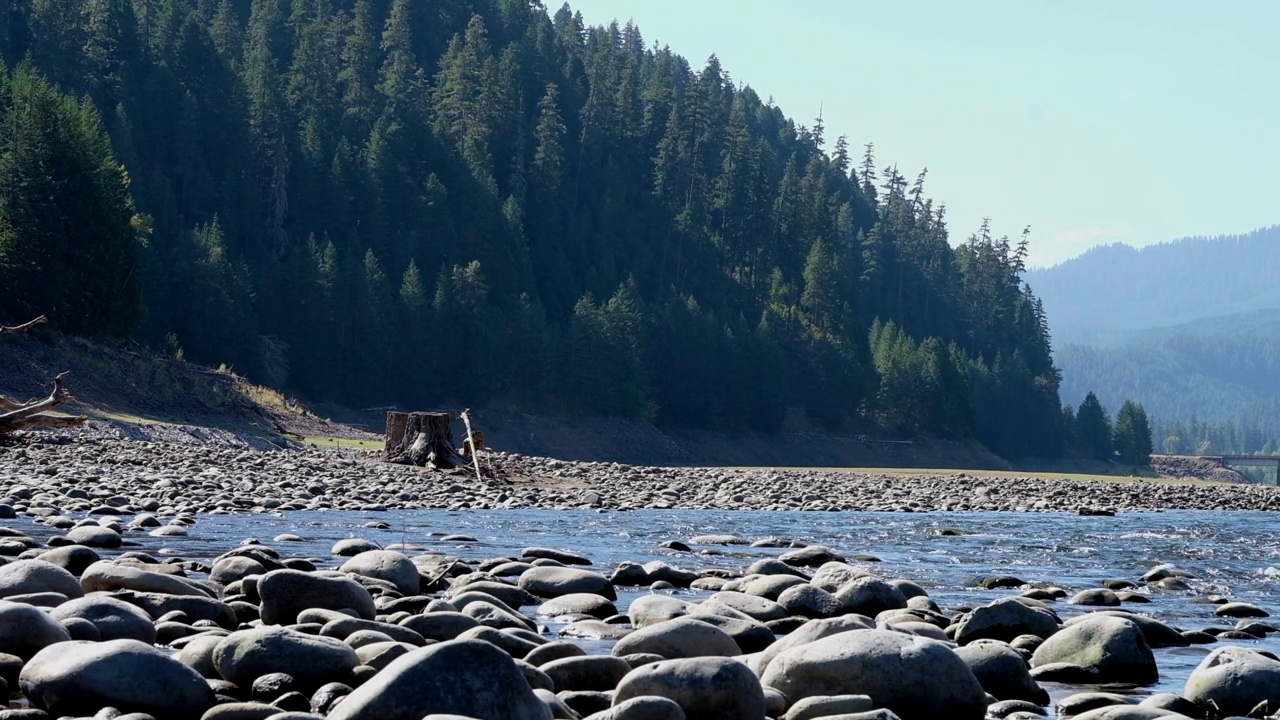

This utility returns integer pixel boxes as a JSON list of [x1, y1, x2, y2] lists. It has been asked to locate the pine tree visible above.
[[1076, 392, 1114, 461], [1114, 400, 1153, 466]]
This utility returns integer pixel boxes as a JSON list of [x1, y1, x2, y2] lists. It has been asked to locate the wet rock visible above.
[[540, 655, 632, 692], [1030, 615, 1157, 685], [782, 694, 875, 720], [1215, 602, 1268, 618]]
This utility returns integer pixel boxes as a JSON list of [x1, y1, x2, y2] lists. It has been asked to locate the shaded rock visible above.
[[613, 657, 765, 720], [325, 639, 553, 720], [0, 599, 71, 659], [258, 570, 375, 625], [213, 626, 359, 690], [954, 641, 1048, 704], [783, 695, 875, 720], [19, 639, 214, 719]]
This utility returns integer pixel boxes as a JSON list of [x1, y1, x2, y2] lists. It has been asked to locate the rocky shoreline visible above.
[[2, 428, 1280, 515], [0, 432, 1276, 719]]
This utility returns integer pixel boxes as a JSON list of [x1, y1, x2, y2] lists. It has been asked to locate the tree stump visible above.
[[384, 411, 468, 469]]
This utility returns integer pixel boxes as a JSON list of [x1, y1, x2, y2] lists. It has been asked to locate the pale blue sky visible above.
[[572, 1, 1277, 267]]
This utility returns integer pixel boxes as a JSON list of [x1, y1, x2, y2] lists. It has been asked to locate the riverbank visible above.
[[2, 423, 1278, 515]]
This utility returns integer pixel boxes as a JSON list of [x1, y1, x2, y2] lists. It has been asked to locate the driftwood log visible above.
[[384, 411, 470, 469], [0, 372, 86, 434], [0, 316, 87, 434]]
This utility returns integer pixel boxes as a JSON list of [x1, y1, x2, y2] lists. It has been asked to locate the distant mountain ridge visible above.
[[1034, 226, 1280, 454], [1026, 226, 1280, 346]]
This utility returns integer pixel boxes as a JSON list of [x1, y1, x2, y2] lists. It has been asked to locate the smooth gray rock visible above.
[[537, 593, 618, 619], [1030, 615, 1157, 685], [953, 598, 1059, 645], [611, 616, 740, 660], [603, 695, 686, 720], [1184, 646, 1280, 717], [325, 639, 553, 720], [834, 577, 908, 617], [19, 639, 214, 719], [518, 567, 616, 600], [954, 641, 1048, 704], [35, 545, 101, 576], [66, 526, 122, 549], [81, 562, 211, 597], [540, 655, 633, 692], [0, 559, 84, 599], [0, 599, 71, 659], [613, 657, 765, 720], [399, 611, 480, 641], [257, 570, 375, 625], [213, 626, 359, 689], [49, 595, 156, 644], [627, 596, 689, 628], [753, 615, 875, 677], [339, 551, 420, 596], [759, 629, 987, 720], [783, 695, 875, 720], [209, 556, 267, 586]]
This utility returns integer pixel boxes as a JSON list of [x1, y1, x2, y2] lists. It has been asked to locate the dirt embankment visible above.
[[479, 408, 1007, 470], [1151, 454, 1252, 484]]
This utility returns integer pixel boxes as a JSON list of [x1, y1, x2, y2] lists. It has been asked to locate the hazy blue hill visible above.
[[1026, 226, 1280, 346]]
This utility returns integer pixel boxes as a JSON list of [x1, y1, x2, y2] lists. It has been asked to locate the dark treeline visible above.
[[0, 0, 1065, 458]]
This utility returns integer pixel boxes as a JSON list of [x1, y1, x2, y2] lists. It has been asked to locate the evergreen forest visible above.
[[0, 0, 1068, 459]]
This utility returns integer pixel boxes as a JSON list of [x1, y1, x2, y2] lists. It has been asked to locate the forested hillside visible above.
[[0, 0, 1064, 458], [1026, 226, 1280, 346], [1057, 310, 1280, 455]]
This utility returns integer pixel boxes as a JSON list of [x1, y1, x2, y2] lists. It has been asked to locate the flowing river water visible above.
[[22, 506, 1280, 706]]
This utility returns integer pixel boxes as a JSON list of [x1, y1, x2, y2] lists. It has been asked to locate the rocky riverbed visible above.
[[2, 427, 1279, 515], [0, 431, 1277, 720]]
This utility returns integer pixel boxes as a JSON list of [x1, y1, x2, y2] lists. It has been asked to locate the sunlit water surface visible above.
[[29, 507, 1280, 705]]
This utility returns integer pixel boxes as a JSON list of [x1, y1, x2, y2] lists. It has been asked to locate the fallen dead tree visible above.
[[0, 316, 87, 434]]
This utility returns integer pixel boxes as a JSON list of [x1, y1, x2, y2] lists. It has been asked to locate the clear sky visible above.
[[571, 0, 1278, 267]]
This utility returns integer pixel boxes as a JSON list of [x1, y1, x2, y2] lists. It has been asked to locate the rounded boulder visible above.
[[1184, 646, 1280, 717], [325, 639, 553, 720], [613, 656, 765, 720], [19, 639, 214, 719], [759, 628, 987, 720], [257, 569, 375, 625], [339, 551, 420, 596], [1030, 615, 1157, 685], [213, 626, 359, 690], [0, 559, 84, 600], [49, 595, 156, 644], [518, 567, 616, 600]]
